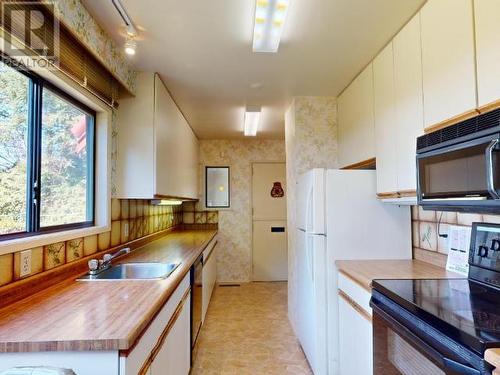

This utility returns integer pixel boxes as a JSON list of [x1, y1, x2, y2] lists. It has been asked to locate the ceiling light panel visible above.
[[244, 108, 261, 136], [253, 0, 290, 53]]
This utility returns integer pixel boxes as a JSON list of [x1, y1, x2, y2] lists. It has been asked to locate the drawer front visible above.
[[119, 273, 190, 375], [338, 272, 372, 316]]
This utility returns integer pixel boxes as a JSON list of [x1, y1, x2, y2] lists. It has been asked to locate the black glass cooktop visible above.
[[372, 278, 500, 355]]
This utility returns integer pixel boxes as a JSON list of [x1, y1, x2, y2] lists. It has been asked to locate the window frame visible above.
[[0, 55, 96, 241], [205, 166, 230, 209]]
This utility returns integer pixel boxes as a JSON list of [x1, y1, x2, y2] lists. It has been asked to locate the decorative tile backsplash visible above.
[[0, 199, 183, 286], [411, 206, 500, 268]]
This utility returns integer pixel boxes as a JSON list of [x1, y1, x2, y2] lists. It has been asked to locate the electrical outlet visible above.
[[20, 250, 31, 277], [124, 223, 129, 237]]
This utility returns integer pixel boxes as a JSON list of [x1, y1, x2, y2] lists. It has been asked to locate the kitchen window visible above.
[[0, 58, 95, 240]]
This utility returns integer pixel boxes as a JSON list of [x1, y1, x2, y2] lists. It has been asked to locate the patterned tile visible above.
[[121, 199, 129, 219], [419, 222, 437, 252], [111, 220, 121, 247], [207, 211, 219, 224], [412, 222, 420, 247], [44, 242, 66, 270], [0, 253, 13, 286], [457, 213, 482, 226], [129, 219, 138, 240], [111, 198, 121, 221], [483, 215, 500, 224], [411, 206, 419, 221], [195, 212, 207, 224], [136, 199, 144, 218], [66, 238, 84, 263], [183, 212, 195, 224], [83, 235, 98, 256], [129, 200, 137, 219], [418, 206, 436, 222], [183, 201, 196, 212], [98, 231, 111, 251], [191, 283, 312, 375]]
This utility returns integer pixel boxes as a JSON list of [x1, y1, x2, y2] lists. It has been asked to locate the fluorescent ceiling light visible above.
[[253, 0, 290, 53], [124, 35, 137, 55], [150, 199, 183, 206], [244, 108, 261, 136]]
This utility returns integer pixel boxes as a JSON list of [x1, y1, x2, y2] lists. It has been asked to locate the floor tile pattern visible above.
[[191, 282, 312, 375]]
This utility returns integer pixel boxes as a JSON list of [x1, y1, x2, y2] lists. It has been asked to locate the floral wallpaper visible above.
[[197, 139, 286, 283], [285, 97, 338, 329], [53, 0, 137, 94], [411, 206, 500, 268]]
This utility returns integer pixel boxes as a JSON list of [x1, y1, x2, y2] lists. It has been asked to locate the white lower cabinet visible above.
[[338, 273, 373, 375], [150, 292, 191, 375], [120, 273, 191, 375], [0, 273, 193, 375]]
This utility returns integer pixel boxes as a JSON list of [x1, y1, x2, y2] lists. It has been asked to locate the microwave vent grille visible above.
[[478, 108, 500, 131], [417, 108, 500, 151], [457, 117, 478, 138]]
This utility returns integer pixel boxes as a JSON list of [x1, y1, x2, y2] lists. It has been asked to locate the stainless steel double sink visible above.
[[78, 262, 180, 281]]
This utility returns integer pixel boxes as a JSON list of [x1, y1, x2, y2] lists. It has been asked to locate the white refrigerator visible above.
[[295, 169, 411, 375]]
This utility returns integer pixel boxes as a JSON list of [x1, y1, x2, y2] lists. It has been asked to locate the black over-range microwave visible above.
[[416, 108, 500, 213]]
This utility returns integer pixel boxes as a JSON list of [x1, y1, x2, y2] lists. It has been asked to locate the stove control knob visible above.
[[478, 245, 489, 258]]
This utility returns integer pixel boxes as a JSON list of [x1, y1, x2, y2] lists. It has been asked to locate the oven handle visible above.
[[486, 138, 500, 199], [371, 302, 481, 375]]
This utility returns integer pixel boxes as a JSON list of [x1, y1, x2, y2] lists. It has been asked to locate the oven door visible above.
[[417, 133, 500, 211], [371, 292, 491, 375]]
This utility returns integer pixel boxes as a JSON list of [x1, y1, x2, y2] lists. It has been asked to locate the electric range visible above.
[[370, 222, 500, 375]]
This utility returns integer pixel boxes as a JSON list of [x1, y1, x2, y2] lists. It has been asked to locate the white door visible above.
[[252, 163, 287, 281]]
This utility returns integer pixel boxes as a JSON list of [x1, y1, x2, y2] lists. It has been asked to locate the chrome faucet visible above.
[[88, 247, 131, 275]]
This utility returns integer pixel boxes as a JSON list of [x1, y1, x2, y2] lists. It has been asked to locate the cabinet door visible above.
[[338, 295, 372, 375], [421, 0, 477, 129], [154, 74, 199, 199], [393, 13, 424, 192], [150, 292, 191, 375], [338, 64, 375, 168], [475, 0, 500, 109], [373, 42, 398, 195]]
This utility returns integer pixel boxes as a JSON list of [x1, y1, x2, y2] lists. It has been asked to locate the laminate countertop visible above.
[[486, 349, 500, 374], [336, 259, 463, 291], [0, 229, 217, 353]]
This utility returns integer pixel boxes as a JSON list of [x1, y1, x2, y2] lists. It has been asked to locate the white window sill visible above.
[[0, 225, 110, 255]]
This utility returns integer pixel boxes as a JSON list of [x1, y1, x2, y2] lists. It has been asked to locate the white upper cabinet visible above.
[[373, 42, 398, 195], [420, 0, 477, 129], [393, 13, 424, 192], [474, 0, 500, 109], [154, 75, 199, 199], [338, 64, 375, 168], [117, 72, 198, 199]]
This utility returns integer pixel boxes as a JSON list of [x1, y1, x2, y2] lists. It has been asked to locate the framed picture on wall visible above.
[[205, 166, 230, 208]]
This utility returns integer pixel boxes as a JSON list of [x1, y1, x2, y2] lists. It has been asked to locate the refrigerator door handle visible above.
[[306, 235, 314, 285]]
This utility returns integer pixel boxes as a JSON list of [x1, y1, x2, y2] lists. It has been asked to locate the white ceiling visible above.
[[83, 0, 425, 139]]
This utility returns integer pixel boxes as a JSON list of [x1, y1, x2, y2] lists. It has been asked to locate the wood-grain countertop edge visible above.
[[485, 348, 500, 371], [0, 230, 217, 353], [336, 259, 464, 292]]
